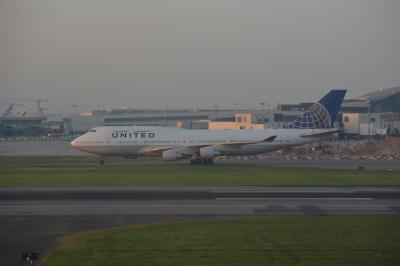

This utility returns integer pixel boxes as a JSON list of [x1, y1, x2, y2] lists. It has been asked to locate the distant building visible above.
[[0, 116, 45, 136], [343, 112, 400, 136], [191, 114, 264, 130], [340, 99, 369, 113], [103, 113, 209, 128], [2, 87, 399, 137], [66, 109, 269, 134], [341, 87, 400, 136], [272, 87, 400, 134], [359, 86, 400, 113], [341, 86, 400, 113]]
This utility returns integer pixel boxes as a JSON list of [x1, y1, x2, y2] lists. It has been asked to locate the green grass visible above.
[[0, 156, 399, 186], [42, 217, 400, 266], [0, 155, 103, 165]]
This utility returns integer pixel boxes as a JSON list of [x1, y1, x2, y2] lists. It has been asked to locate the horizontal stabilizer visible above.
[[264, 135, 277, 142], [301, 129, 342, 138]]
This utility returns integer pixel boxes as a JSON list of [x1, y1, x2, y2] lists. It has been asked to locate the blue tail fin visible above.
[[288, 90, 346, 129]]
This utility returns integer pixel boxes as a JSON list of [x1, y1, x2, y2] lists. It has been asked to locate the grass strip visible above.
[[0, 164, 399, 186], [1, 156, 399, 186], [42, 216, 400, 266]]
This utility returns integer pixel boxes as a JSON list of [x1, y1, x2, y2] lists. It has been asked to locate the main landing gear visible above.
[[98, 159, 105, 166], [190, 158, 214, 165], [203, 158, 214, 165]]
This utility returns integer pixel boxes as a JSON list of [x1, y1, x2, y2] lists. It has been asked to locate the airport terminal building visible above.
[[1, 87, 399, 138], [65, 109, 268, 135], [341, 87, 400, 137]]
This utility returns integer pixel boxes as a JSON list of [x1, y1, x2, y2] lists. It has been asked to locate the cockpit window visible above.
[[90, 129, 96, 132]]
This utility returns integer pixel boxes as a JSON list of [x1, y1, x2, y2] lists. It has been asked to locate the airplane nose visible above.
[[71, 137, 80, 147], [70, 140, 77, 147]]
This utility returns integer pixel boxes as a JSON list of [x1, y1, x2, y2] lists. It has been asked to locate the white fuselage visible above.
[[71, 126, 335, 160]]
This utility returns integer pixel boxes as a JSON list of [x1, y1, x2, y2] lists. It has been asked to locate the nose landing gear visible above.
[[190, 159, 202, 165]]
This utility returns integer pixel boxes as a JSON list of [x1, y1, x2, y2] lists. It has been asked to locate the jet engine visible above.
[[199, 146, 221, 159], [162, 147, 193, 161]]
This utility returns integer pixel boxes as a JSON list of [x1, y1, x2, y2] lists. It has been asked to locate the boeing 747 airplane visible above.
[[71, 90, 346, 164]]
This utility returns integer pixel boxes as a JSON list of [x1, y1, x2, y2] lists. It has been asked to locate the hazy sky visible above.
[[1, 0, 399, 113]]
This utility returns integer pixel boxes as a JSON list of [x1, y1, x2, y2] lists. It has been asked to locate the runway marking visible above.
[[0, 204, 271, 208], [254, 206, 290, 215], [216, 197, 374, 200], [388, 206, 400, 213], [212, 190, 356, 193], [298, 205, 327, 216], [0, 188, 211, 191]]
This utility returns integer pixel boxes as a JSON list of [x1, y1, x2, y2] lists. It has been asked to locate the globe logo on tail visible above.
[[287, 103, 332, 129], [287, 90, 346, 129]]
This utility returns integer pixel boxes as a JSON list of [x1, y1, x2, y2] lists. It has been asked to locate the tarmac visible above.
[[217, 159, 400, 170], [1, 140, 400, 170], [1, 186, 400, 266]]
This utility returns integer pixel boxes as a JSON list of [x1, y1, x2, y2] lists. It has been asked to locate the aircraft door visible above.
[[188, 135, 195, 145], [106, 135, 112, 145]]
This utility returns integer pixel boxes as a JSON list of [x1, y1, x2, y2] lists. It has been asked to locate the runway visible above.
[[1, 186, 400, 216], [1, 139, 400, 170], [1, 186, 400, 266], [218, 159, 400, 170]]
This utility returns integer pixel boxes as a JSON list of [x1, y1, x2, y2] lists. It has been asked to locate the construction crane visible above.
[[0, 102, 23, 116], [13, 98, 50, 116]]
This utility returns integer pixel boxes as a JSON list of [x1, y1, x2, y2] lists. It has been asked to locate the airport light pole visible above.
[[260, 102, 267, 127], [214, 105, 218, 120], [233, 103, 239, 117], [367, 100, 371, 139], [72, 104, 78, 115], [22, 251, 38, 266], [165, 105, 169, 127]]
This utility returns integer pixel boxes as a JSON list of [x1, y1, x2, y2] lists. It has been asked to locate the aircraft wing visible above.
[[209, 135, 277, 149], [138, 145, 206, 155], [263, 135, 278, 142], [193, 135, 277, 147], [236, 135, 277, 144], [138, 136, 277, 154], [138, 146, 177, 154]]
